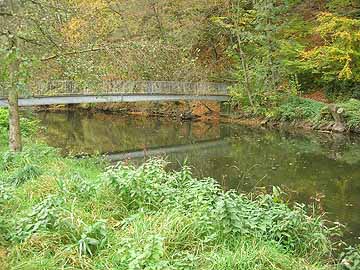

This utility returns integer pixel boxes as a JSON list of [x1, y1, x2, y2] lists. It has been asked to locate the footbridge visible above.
[[0, 80, 229, 107]]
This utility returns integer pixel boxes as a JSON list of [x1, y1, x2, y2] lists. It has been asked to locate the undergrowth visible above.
[[339, 99, 360, 129], [0, 142, 349, 269], [275, 96, 326, 123], [230, 88, 360, 131], [0, 108, 39, 140]]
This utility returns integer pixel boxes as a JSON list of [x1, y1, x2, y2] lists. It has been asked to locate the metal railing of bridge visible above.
[[0, 80, 229, 98]]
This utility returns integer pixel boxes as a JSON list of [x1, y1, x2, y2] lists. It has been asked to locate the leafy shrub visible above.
[[339, 99, 360, 129], [57, 173, 99, 200], [230, 85, 328, 124], [325, 80, 360, 100], [229, 84, 285, 117], [12, 196, 63, 242], [0, 143, 58, 172], [0, 108, 39, 137], [78, 220, 108, 257], [0, 150, 14, 170], [0, 182, 13, 203], [115, 234, 168, 269], [105, 159, 337, 259], [339, 246, 360, 270], [8, 163, 42, 186], [275, 96, 326, 122], [2, 151, 340, 269], [105, 159, 170, 210]]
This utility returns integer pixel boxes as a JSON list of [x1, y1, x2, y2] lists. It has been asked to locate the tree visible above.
[[213, 0, 291, 110], [0, 0, 70, 151], [297, 12, 360, 86], [0, 0, 22, 152], [212, 0, 256, 107]]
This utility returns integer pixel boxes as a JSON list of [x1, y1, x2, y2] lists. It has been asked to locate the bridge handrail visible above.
[[0, 80, 229, 98]]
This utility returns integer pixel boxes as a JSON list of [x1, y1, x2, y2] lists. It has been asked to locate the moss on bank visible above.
[[0, 139, 345, 269]]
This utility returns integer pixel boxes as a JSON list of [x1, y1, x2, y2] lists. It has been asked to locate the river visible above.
[[36, 110, 360, 246]]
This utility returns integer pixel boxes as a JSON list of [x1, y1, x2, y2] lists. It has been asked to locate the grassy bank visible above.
[[230, 92, 360, 133], [0, 141, 344, 269]]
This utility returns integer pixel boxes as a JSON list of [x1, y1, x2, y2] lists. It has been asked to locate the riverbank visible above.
[[34, 100, 221, 122], [33, 96, 360, 135], [0, 138, 350, 269], [227, 95, 360, 134]]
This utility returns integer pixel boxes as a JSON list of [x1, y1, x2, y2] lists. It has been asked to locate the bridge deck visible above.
[[0, 80, 229, 107], [0, 93, 229, 107]]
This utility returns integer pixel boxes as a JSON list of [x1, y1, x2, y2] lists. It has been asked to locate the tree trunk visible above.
[[8, 36, 22, 152], [328, 104, 346, 132], [150, 2, 165, 39], [236, 34, 254, 108], [8, 89, 22, 152]]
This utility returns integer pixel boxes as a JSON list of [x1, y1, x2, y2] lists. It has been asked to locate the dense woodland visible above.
[[0, 0, 359, 89]]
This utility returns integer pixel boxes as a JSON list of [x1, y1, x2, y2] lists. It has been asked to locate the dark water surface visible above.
[[37, 110, 360, 245]]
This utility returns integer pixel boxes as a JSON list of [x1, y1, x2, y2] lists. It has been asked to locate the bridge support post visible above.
[[220, 101, 231, 116]]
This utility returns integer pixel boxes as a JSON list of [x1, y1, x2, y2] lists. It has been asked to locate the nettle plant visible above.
[[78, 220, 108, 257], [340, 245, 360, 270], [104, 158, 338, 258], [12, 196, 64, 242]]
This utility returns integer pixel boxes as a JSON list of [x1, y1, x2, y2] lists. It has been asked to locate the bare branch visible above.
[[41, 47, 107, 61], [17, 35, 44, 46], [0, 30, 10, 36], [105, 0, 132, 37], [29, 17, 60, 49], [0, 12, 13, 16]]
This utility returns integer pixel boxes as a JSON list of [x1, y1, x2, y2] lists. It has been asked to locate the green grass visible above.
[[0, 139, 344, 269]]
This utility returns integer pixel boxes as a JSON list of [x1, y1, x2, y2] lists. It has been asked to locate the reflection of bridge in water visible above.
[[106, 138, 230, 162], [0, 80, 229, 107]]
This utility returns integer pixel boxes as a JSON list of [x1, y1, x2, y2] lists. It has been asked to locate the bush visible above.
[[12, 196, 64, 242], [339, 246, 360, 270], [325, 81, 360, 101], [105, 160, 337, 259], [339, 99, 360, 129], [275, 96, 326, 122], [78, 220, 108, 257], [230, 86, 360, 130], [0, 108, 39, 137]]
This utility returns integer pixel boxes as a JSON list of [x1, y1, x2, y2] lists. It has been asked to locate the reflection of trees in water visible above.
[[37, 111, 221, 154]]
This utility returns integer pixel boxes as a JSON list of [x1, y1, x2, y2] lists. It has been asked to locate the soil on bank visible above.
[[34, 101, 221, 122]]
